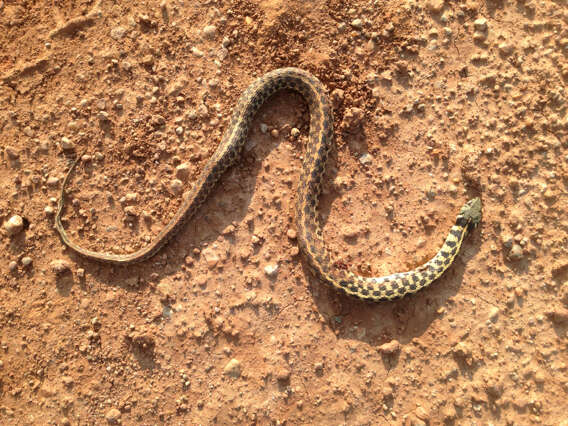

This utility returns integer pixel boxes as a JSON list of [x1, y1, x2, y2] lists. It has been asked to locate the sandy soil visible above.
[[1, 0, 567, 424]]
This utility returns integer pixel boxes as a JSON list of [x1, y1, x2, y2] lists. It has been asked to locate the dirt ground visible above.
[[1, 0, 567, 424]]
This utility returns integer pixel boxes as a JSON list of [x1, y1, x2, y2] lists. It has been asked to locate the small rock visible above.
[[264, 264, 279, 277], [508, 244, 523, 261], [4, 215, 24, 236], [62, 376, 74, 387], [276, 368, 291, 382], [169, 179, 184, 196], [379, 339, 401, 355], [260, 123, 268, 134], [141, 54, 154, 67], [176, 163, 191, 181], [341, 107, 364, 133], [546, 308, 568, 325], [342, 225, 359, 239], [39, 382, 57, 397], [47, 176, 60, 187], [501, 233, 514, 250], [426, 0, 445, 14], [60, 137, 74, 151], [453, 341, 472, 358], [473, 31, 487, 42], [290, 128, 300, 138], [350, 19, 363, 30], [223, 358, 241, 377], [8, 261, 18, 272], [5, 146, 20, 159], [191, 46, 204, 57], [474, 18, 488, 32], [202, 247, 220, 269], [330, 88, 344, 109], [286, 229, 297, 239], [124, 206, 138, 217], [105, 408, 121, 423], [416, 406, 430, 421], [21, 257, 33, 267], [359, 153, 372, 165], [488, 307, 499, 322], [270, 129, 279, 138], [498, 43, 514, 56], [203, 25, 217, 39], [50, 259, 71, 275], [442, 404, 456, 421], [110, 26, 127, 40]]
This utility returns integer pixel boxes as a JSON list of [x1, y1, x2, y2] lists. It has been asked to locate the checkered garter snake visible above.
[[56, 68, 482, 301]]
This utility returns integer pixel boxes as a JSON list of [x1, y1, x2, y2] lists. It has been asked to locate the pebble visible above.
[[191, 46, 204, 57], [50, 259, 71, 275], [508, 244, 523, 261], [60, 137, 74, 151], [105, 408, 121, 423], [498, 43, 514, 56], [175, 163, 191, 181], [546, 308, 568, 325], [47, 176, 60, 187], [260, 123, 268, 134], [21, 257, 33, 267], [203, 25, 217, 39], [286, 229, 297, 239], [350, 19, 363, 30], [110, 26, 127, 40], [223, 358, 241, 377], [264, 264, 279, 277], [290, 128, 300, 138], [426, 0, 444, 14], [4, 215, 24, 236], [8, 261, 18, 272], [270, 129, 279, 138], [202, 247, 220, 269], [379, 339, 401, 355], [5, 146, 20, 159], [501, 233, 514, 250], [342, 225, 359, 239], [341, 108, 364, 133], [488, 306, 499, 322], [169, 179, 184, 196], [124, 206, 137, 217], [415, 406, 430, 421], [359, 153, 372, 165], [474, 18, 488, 32], [330, 88, 344, 109]]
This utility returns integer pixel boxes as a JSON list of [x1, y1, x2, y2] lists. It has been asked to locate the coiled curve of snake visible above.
[[56, 68, 482, 301]]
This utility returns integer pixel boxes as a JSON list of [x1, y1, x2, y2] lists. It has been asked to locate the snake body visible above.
[[56, 68, 481, 301]]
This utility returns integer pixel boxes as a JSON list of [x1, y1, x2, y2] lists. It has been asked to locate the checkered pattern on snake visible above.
[[56, 68, 482, 301]]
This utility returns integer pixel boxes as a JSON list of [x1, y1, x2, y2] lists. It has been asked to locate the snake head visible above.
[[460, 197, 482, 229]]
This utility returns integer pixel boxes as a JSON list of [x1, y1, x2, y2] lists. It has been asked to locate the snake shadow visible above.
[[305, 200, 484, 366]]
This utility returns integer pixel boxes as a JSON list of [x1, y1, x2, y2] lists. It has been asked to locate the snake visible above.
[[56, 67, 482, 301]]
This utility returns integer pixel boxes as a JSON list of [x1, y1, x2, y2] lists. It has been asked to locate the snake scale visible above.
[[56, 68, 482, 301]]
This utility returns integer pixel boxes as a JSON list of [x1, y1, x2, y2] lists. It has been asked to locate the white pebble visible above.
[[4, 215, 24, 237], [264, 264, 279, 277]]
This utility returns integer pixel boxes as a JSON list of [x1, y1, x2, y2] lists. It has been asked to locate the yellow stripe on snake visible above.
[[56, 68, 482, 301]]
